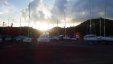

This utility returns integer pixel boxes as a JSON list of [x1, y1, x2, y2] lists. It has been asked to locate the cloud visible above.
[[0, 0, 15, 15], [51, 0, 67, 18], [21, 0, 52, 22], [21, 0, 113, 24], [66, 0, 113, 21]]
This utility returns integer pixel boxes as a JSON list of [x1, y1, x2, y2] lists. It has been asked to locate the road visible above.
[[0, 42, 113, 64]]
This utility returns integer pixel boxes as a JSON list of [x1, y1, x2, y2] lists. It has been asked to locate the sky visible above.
[[0, 0, 113, 30]]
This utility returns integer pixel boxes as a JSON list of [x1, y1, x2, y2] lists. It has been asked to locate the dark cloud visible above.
[[51, 0, 67, 18], [66, 0, 113, 22], [21, 0, 113, 24], [21, 0, 46, 21]]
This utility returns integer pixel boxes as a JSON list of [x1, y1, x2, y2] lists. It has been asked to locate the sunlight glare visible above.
[[33, 22, 52, 31]]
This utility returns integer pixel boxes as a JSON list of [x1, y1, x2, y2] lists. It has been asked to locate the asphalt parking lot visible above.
[[0, 42, 113, 64]]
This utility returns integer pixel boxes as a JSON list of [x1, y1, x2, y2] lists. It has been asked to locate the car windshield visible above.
[[0, 0, 113, 64]]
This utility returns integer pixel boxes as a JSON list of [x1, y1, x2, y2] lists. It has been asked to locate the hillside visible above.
[[49, 18, 113, 37], [0, 27, 42, 37], [76, 17, 113, 36]]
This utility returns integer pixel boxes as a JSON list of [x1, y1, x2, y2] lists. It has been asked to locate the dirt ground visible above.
[[0, 41, 113, 64]]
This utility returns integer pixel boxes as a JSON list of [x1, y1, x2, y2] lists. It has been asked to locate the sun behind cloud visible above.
[[33, 22, 53, 31]]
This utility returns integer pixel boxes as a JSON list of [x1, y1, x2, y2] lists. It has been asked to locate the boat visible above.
[[15, 36, 25, 42], [37, 32, 50, 42], [50, 36, 59, 41], [23, 36, 32, 42], [84, 34, 98, 41]]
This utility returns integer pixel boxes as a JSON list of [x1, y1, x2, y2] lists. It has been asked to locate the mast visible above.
[[28, 3, 31, 37], [20, 17, 21, 27], [104, 1, 107, 37], [89, 0, 92, 34], [64, 12, 66, 37], [3, 22, 5, 34], [8, 19, 9, 27], [19, 17, 22, 35], [57, 19, 59, 36], [100, 18, 101, 36], [7, 19, 9, 36]]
